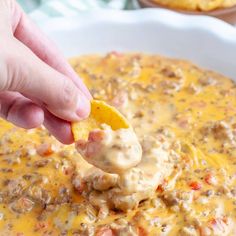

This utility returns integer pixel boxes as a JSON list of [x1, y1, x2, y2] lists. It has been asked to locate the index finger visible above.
[[12, 2, 91, 99]]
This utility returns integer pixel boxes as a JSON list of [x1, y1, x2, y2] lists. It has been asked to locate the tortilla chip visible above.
[[198, 0, 222, 11], [72, 100, 130, 141]]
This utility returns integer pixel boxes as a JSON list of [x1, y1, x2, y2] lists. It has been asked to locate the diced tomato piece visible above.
[[75, 140, 88, 151], [210, 217, 228, 226], [63, 166, 74, 176], [76, 132, 103, 158], [210, 218, 218, 226], [204, 173, 217, 185], [138, 227, 148, 236], [156, 179, 168, 192], [189, 181, 202, 190], [199, 217, 228, 236], [111, 92, 128, 108], [96, 227, 114, 236], [222, 216, 228, 224], [177, 118, 189, 128], [156, 184, 164, 193], [209, 217, 228, 232], [109, 51, 123, 57], [35, 221, 48, 231], [198, 226, 211, 236], [73, 175, 86, 194], [88, 130, 105, 142], [36, 143, 54, 157], [86, 142, 102, 158]]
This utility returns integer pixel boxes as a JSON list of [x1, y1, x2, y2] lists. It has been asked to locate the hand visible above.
[[0, 0, 92, 144]]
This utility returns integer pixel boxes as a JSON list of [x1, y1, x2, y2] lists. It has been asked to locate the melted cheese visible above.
[[0, 53, 236, 235]]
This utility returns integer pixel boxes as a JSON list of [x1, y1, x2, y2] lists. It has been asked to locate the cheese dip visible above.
[[0, 53, 236, 235]]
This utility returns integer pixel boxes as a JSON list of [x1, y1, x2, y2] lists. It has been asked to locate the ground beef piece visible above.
[[25, 186, 51, 204], [212, 121, 234, 141], [198, 76, 216, 86], [10, 197, 34, 214], [34, 159, 50, 168], [72, 174, 86, 194], [84, 168, 118, 191], [112, 224, 138, 236], [56, 187, 71, 204], [108, 191, 141, 211], [162, 191, 179, 207], [4, 178, 26, 201]]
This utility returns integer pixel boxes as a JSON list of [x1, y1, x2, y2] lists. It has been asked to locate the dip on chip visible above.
[[75, 124, 142, 174], [72, 99, 142, 174]]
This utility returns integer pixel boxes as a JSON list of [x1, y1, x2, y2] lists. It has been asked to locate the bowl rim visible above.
[[138, 0, 236, 16], [31, 8, 236, 79], [31, 8, 236, 42]]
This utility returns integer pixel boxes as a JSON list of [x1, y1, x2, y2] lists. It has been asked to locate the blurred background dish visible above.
[[138, 0, 236, 24], [19, 0, 236, 25], [139, 0, 236, 11]]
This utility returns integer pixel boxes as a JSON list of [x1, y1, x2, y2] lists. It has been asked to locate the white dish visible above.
[[31, 9, 236, 79]]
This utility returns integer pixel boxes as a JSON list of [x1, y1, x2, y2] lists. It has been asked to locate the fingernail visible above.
[[76, 94, 91, 119], [79, 82, 92, 100], [72, 75, 92, 100]]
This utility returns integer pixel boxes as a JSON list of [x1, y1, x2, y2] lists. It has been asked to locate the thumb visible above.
[[1, 38, 91, 122]]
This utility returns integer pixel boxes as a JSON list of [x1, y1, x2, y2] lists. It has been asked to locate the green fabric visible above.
[[17, 0, 139, 15], [17, 0, 41, 12]]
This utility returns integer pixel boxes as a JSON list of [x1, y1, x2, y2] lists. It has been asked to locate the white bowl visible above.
[[31, 9, 236, 79]]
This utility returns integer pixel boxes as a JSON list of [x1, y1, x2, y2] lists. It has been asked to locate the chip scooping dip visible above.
[[72, 99, 130, 140], [72, 99, 142, 174]]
